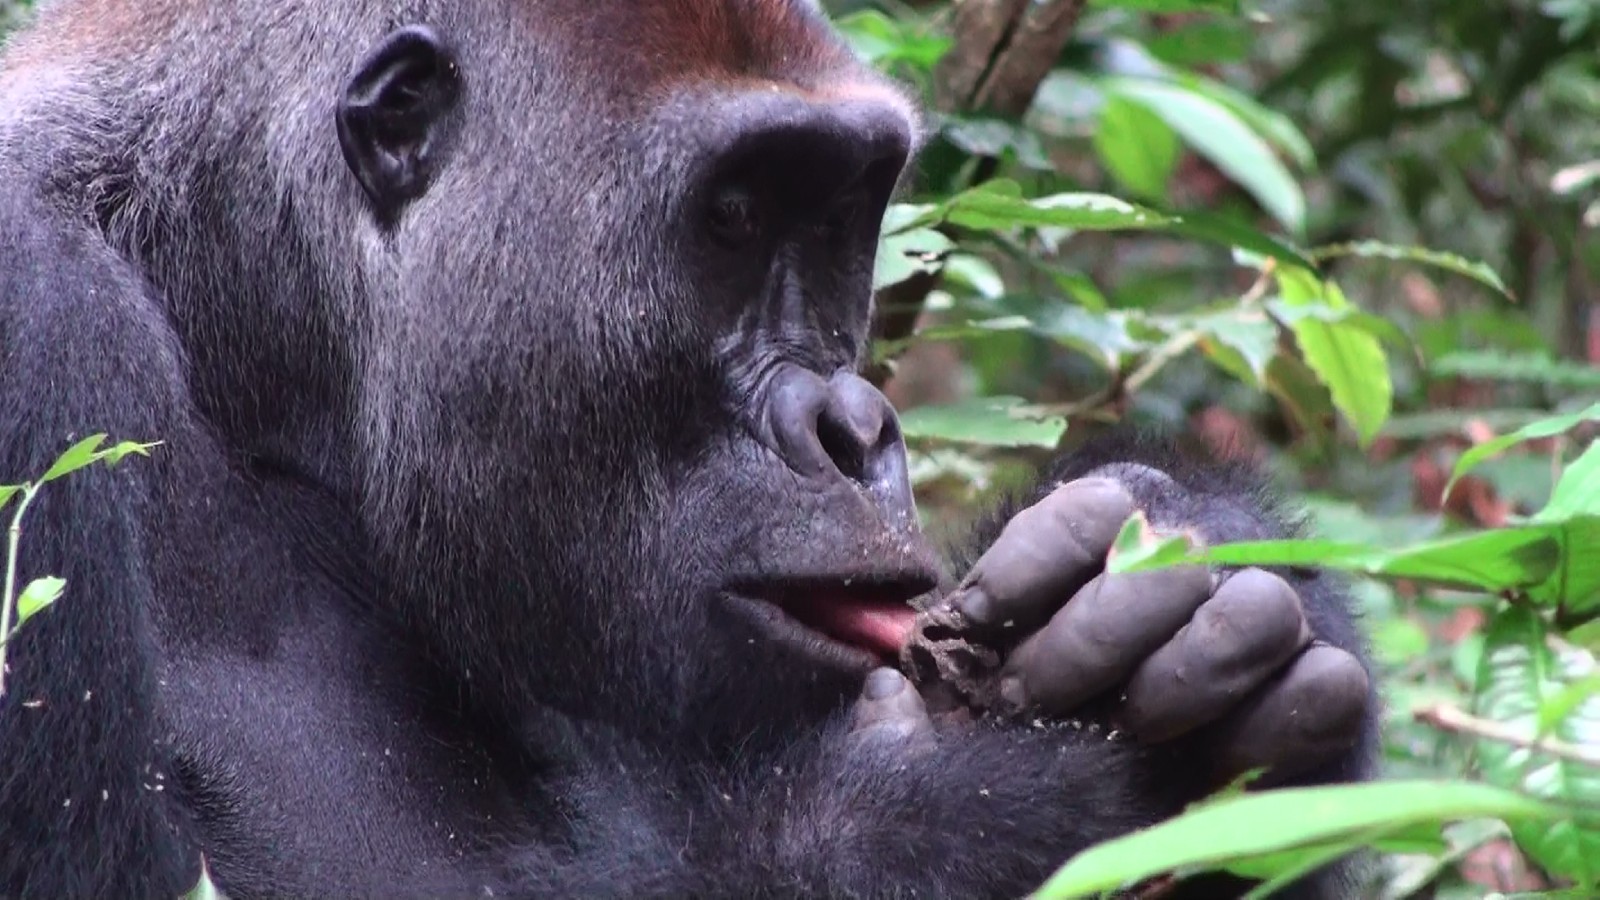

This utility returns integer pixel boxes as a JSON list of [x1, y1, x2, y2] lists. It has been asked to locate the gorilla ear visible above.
[[337, 26, 461, 220]]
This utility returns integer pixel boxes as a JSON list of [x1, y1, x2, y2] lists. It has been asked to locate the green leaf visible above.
[[1527, 516, 1600, 620], [1552, 160, 1600, 196], [942, 254, 1005, 300], [1125, 528, 1563, 594], [1287, 314, 1392, 447], [1094, 96, 1179, 201], [1036, 307, 1152, 371], [1539, 674, 1600, 738], [1030, 781, 1558, 899], [15, 576, 65, 628], [872, 227, 953, 291], [1276, 273, 1392, 446], [1105, 512, 1196, 574], [1198, 319, 1278, 386], [1146, 20, 1253, 67], [1161, 210, 1319, 272], [39, 433, 109, 484], [882, 202, 938, 235], [1167, 73, 1316, 171], [899, 397, 1066, 449], [833, 10, 952, 71], [939, 182, 1176, 233], [1539, 440, 1600, 522], [941, 118, 1054, 171], [98, 440, 160, 466], [1266, 299, 1411, 350], [1105, 78, 1306, 235], [1473, 609, 1600, 884], [1431, 350, 1600, 389], [874, 316, 1033, 361], [1447, 405, 1600, 500], [0, 485, 20, 512], [1311, 241, 1511, 299]]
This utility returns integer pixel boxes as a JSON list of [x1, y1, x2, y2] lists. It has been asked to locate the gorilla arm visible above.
[[0, 192, 203, 897]]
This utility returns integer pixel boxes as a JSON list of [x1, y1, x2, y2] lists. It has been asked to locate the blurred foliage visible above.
[[0, 0, 28, 35], [834, 0, 1600, 896]]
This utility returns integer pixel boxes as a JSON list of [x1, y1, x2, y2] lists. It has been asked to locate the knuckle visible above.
[[1203, 570, 1304, 649], [1273, 647, 1370, 744], [1303, 651, 1371, 716], [1043, 478, 1136, 550]]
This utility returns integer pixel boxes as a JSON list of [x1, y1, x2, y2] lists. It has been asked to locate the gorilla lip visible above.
[[730, 577, 931, 662]]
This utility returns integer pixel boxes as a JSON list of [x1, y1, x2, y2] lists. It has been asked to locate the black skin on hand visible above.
[[901, 454, 1370, 791]]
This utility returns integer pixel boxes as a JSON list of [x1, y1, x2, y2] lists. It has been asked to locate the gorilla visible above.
[[0, 1, 1377, 897]]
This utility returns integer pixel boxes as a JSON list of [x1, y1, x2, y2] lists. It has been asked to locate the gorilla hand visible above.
[[936, 476, 1370, 786], [849, 668, 936, 752]]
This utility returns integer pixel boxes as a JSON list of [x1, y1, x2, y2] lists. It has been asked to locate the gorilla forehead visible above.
[[519, 0, 851, 92]]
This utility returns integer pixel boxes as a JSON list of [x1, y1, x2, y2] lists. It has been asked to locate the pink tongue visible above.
[[809, 596, 918, 658]]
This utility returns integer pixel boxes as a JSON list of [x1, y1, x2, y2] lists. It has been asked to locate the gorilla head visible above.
[[310, 3, 939, 738]]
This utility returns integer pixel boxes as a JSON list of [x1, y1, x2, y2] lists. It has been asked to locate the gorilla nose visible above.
[[768, 368, 915, 509]]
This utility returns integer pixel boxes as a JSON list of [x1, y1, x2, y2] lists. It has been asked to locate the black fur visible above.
[[0, 2, 1375, 898]]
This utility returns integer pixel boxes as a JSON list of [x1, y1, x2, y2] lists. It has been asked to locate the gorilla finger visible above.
[[1206, 645, 1371, 784], [1121, 568, 1313, 742], [851, 668, 935, 749], [954, 477, 1136, 631], [1001, 565, 1213, 715]]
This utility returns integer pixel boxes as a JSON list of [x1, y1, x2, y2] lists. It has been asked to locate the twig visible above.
[[1124, 331, 1203, 397], [0, 485, 39, 698], [1238, 258, 1277, 306], [1414, 703, 1600, 767]]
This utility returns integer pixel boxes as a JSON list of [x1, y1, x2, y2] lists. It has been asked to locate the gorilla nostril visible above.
[[817, 411, 868, 482], [706, 182, 761, 247], [768, 369, 907, 491], [823, 182, 867, 233], [817, 373, 898, 487]]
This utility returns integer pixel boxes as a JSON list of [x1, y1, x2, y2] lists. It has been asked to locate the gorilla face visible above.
[[339, 1, 941, 733]]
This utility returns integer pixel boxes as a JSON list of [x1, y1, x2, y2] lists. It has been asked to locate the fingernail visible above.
[[957, 586, 993, 626], [999, 675, 1028, 713], [862, 668, 906, 701]]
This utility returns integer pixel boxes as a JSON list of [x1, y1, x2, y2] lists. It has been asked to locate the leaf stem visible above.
[[1415, 703, 1600, 767], [0, 484, 39, 699], [1125, 331, 1203, 396]]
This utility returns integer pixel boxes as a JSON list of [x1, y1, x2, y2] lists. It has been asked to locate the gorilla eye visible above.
[[706, 183, 761, 248]]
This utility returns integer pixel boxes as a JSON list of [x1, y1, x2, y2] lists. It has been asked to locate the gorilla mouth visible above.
[[728, 576, 935, 665]]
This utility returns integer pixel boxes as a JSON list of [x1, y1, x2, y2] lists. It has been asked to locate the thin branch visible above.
[[1124, 331, 1203, 398], [0, 485, 39, 699], [1414, 703, 1600, 768]]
